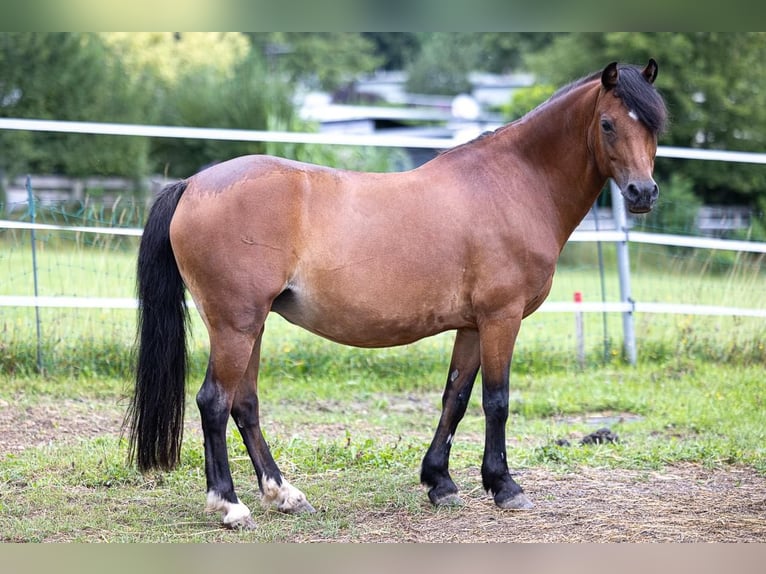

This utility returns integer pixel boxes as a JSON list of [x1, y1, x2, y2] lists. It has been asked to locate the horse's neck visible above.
[[490, 82, 606, 242]]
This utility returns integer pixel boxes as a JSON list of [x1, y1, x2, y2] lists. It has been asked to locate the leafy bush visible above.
[[501, 84, 556, 120]]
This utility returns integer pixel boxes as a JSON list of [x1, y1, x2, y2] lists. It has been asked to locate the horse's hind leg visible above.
[[420, 328, 481, 506], [197, 328, 258, 529], [231, 326, 315, 515]]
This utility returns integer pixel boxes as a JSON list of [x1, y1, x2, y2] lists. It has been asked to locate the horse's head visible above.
[[591, 59, 667, 213]]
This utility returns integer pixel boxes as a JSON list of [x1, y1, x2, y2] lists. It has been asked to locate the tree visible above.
[[154, 48, 298, 177], [406, 33, 483, 95], [523, 33, 766, 206], [478, 33, 560, 74], [248, 33, 382, 92], [0, 33, 151, 180], [362, 33, 420, 70]]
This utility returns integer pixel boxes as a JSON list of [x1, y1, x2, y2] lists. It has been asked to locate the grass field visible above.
[[1, 235, 765, 541]]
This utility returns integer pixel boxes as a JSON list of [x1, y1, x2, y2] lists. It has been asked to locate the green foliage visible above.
[[0, 33, 151, 180], [0, 32, 397, 183], [501, 84, 556, 120], [361, 33, 420, 71], [405, 33, 482, 96], [248, 33, 382, 92], [477, 33, 560, 74], [152, 48, 298, 177]]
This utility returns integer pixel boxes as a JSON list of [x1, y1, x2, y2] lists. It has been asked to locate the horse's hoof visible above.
[[225, 514, 257, 530], [282, 499, 316, 514], [432, 493, 464, 507], [496, 492, 534, 510]]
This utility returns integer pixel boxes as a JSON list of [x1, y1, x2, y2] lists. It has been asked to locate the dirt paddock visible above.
[[336, 464, 766, 543]]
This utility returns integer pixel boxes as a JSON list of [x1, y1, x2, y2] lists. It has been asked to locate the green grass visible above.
[[1, 351, 764, 541]]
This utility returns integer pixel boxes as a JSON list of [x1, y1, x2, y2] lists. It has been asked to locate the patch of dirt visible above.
[[1, 396, 765, 542], [319, 464, 766, 543], [0, 396, 126, 455]]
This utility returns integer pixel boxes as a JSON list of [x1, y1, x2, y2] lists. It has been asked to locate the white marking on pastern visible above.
[[205, 491, 252, 528], [261, 476, 313, 513]]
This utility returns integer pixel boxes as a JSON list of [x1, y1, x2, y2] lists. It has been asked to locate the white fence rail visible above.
[[1, 117, 765, 363], [2, 118, 766, 163], [2, 216, 764, 317]]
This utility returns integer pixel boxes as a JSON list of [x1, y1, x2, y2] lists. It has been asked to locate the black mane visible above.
[[551, 64, 667, 135]]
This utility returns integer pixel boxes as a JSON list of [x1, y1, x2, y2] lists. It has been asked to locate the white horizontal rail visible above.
[[3, 296, 766, 319], [0, 219, 144, 236], [635, 302, 766, 318], [0, 296, 139, 309], [2, 118, 766, 163], [657, 145, 766, 164], [568, 229, 766, 254], [626, 231, 766, 253], [0, 118, 459, 150], [3, 220, 765, 253]]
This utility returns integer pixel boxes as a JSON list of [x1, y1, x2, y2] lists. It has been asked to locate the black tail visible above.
[[126, 180, 189, 472]]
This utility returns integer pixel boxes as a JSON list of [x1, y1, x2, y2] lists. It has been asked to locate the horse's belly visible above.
[[271, 284, 470, 348]]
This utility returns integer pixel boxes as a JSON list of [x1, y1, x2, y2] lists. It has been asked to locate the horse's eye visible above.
[[601, 119, 614, 133]]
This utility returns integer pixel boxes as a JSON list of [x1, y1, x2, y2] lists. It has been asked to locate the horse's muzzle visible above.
[[622, 179, 659, 214]]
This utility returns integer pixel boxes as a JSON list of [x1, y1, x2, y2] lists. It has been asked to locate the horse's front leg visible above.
[[478, 317, 534, 510], [421, 328, 481, 506]]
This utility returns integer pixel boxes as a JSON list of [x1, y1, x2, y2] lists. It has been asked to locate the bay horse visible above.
[[127, 60, 667, 529]]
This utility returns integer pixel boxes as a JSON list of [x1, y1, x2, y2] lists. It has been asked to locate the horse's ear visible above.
[[643, 58, 658, 84], [601, 62, 619, 90]]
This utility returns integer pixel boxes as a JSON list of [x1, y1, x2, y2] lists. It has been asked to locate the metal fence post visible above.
[[609, 180, 637, 365], [26, 175, 44, 372]]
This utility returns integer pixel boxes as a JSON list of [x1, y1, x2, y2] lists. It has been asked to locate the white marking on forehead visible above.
[[628, 110, 639, 121]]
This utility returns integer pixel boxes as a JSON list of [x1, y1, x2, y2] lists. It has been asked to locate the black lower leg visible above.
[[481, 382, 524, 506], [421, 368, 478, 504], [231, 391, 282, 491], [197, 372, 237, 502]]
